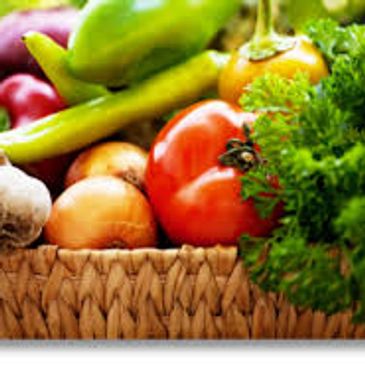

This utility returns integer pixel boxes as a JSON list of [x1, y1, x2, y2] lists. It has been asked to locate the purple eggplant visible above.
[[0, 7, 78, 79]]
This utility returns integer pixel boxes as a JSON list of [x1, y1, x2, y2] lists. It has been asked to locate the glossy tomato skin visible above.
[[146, 100, 281, 247]]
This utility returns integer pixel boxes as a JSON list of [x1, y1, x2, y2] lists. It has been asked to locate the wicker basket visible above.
[[0, 244, 364, 340]]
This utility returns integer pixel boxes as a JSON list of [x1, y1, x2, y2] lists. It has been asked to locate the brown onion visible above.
[[45, 176, 157, 250], [65, 142, 148, 190]]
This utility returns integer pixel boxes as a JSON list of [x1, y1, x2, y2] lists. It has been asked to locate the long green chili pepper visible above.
[[0, 51, 228, 164], [23, 31, 109, 106]]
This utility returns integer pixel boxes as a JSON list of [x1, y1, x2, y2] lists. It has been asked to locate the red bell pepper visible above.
[[0, 74, 71, 192], [146, 100, 282, 247]]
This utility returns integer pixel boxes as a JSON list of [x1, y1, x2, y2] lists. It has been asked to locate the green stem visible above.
[[243, 0, 296, 61], [253, 0, 274, 41]]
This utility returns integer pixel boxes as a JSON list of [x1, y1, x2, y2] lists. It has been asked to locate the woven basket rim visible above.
[[1, 244, 364, 340]]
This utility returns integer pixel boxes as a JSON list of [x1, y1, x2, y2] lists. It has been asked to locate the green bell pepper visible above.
[[0, 51, 228, 164], [68, 0, 241, 87]]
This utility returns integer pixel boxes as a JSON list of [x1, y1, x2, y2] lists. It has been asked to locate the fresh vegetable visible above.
[[219, 0, 329, 104], [23, 31, 109, 106], [45, 176, 157, 250], [0, 73, 74, 191], [305, 18, 365, 66], [146, 100, 282, 247], [65, 142, 148, 190], [0, 51, 228, 164], [0, 74, 65, 128], [0, 152, 52, 251], [0, 7, 78, 80], [67, 0, 240, 87], [239, 20, 365, 322]]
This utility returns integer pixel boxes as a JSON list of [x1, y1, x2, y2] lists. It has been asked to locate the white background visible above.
[[1, 342, 365, 363]]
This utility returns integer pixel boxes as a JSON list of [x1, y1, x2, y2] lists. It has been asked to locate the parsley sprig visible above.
[[240, 20, 365, 322]]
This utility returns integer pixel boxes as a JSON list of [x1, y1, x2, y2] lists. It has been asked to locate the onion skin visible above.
[[65, 142, 148, 190], [45, 176, 157, 250]]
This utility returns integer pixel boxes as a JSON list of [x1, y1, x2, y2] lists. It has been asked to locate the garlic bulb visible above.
[[0, 152, 52, 250]]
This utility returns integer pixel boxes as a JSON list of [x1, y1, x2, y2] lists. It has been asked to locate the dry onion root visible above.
[[45, 176, 157, 250], [0, 151, 52, 251]]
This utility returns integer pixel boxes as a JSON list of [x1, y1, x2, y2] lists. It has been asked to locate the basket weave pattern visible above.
[[0, 245, 364, 340]]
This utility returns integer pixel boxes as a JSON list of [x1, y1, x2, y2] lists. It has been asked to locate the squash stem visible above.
[[253, 0, 274, 40], [243, 0, 296, 61]]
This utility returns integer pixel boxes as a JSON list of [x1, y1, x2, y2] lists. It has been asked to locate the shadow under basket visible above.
[[0, 245, 364, 340]]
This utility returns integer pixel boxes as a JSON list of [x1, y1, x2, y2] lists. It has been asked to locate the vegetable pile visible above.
[[0, 0, 365, 324]]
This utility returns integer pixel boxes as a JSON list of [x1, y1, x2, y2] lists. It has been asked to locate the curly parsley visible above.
[[240, 20, 365, 322]]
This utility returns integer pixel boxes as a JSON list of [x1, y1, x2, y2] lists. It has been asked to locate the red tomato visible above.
[[146, 100, 282, 247]]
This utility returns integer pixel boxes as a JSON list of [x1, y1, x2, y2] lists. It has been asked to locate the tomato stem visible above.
[[243, 0, 296, 61], [219, 125, 264, 173]]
